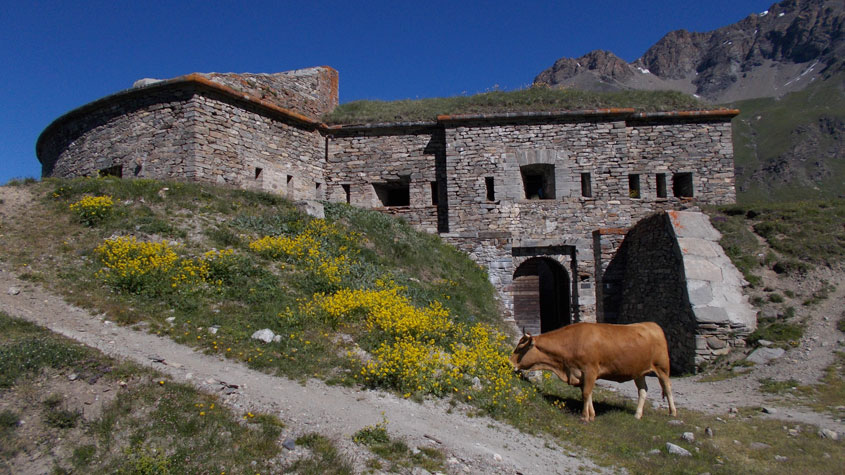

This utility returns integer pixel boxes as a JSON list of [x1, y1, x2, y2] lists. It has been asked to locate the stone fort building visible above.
[[36, 66, 757, 371]]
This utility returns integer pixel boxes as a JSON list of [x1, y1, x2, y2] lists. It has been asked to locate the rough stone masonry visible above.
[[36, 66, 756, 371]]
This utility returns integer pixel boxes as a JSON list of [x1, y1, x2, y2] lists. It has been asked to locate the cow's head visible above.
[[509, 332, 535, 370]]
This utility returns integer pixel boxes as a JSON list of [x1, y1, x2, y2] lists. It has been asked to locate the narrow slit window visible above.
[[254, 167, 263, 180], [673, 172, 694, 198], [315, 182, 322, 199], [485, 177, 495, 201], [628, 174, 641, 199], [656, 173, 667, 198], [342, 184, 351, 204], [286, 175, 293, 197], [430, 181, 438, 205], [580, 173, 592, 198]]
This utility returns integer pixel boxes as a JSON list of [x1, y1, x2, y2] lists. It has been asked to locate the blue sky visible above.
[[1, 0, 774, 183]]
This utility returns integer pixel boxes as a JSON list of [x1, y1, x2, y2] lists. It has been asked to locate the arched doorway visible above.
[[512, 257, 571, 335]]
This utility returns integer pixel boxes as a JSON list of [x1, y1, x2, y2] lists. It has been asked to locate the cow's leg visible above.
[[580, 371, 597, 422], [634, 376, 648, 419], [656, 369, 677, 416]]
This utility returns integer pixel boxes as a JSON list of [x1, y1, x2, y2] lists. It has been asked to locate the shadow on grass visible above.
[[540, 391, 630, 419]]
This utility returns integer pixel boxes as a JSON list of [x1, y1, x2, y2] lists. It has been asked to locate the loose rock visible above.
[[251, 329, 276, 343], [666, 443, 691, 456]]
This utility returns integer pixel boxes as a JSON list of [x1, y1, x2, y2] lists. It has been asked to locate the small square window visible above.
[[373, 176, 410, 207], [521, 164, 555, 200], [673, 173, 694, 198]]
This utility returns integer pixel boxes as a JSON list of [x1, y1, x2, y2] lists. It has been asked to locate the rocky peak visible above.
[[535, 50, 634, 86], [535, 0, 844, 102]]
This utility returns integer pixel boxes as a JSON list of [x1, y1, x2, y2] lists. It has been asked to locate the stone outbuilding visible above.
[[36, 66, 757, 371]]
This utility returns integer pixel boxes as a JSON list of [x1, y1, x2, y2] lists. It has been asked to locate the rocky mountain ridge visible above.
[[535, 0, 844, 103]]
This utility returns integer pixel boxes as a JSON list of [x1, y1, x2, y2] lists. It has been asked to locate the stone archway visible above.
[[512, 257, 571, 335]]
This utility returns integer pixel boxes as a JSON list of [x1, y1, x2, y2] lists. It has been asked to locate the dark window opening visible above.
[[373, 177, 410, 207], [673, 172, 694, 198], [628, 174, 641, 199], [133, 164, 142, 176], [315, 182, 322, 199], [286, 175, 293, 196], [656, 173, 667, 198], [430, 181, 438, 205], [520, 164, 555, 200], [580, 173, 592, 198], [342, 184, 351, 204], [254, 167, 263, 180], [99, 165, 122, 178], [485, 177, 495, 201]]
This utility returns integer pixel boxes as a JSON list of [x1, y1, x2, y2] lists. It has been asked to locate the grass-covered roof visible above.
[[323, 87, 712, 124]]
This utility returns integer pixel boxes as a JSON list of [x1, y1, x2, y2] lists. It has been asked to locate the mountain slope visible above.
[[729, 71, 844, 201]]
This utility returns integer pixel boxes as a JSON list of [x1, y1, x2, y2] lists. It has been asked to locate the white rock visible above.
[[818, 429, 839, 440], [7, 287, 21, 295], [682, 432, 695, 442], [251, 329, 275, 343], [666, 442, 691, 456]]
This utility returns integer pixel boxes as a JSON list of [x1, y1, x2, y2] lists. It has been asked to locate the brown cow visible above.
[[509, 322, 677, 421]]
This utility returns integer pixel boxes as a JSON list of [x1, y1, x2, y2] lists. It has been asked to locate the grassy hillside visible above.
[[2, 178, 844, 474], [324, 87, 707, 124], [729, 74, 845, 203]]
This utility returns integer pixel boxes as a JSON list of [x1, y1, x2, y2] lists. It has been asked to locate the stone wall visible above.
[[36, 85, 198, 179], [201, 66, 339, 120], [326, 124, 443, 233], [187, 91, 325, 198], [37, 80, 327, 201]]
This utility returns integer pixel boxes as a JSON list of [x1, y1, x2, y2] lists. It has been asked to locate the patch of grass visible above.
[[0, 410, 19, 429], [838, 317, 845, 333], [748, 318, 804, 347], [325, 87, 707, 124], [290, 433, 355, 475], [71, 444, 97, 469], [44, 408, 81, 429], [0, 317, 94, 388], [768, 293, 784, 303], [352, 418, 445, 473], [759, 378, 802, 394]]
